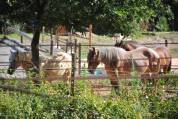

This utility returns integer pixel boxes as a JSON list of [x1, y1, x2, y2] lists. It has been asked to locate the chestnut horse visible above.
[[115, 40, 172, 74], [7, 49, 72, 84], [87, 47, 160, 94]]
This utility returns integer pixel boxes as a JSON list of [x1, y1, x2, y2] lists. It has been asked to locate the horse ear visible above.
[[10, 48, 17, 54], [89, 47, 93, 52], [96, 49, 99, 56], [89, 47, 95, 52], [92, 47, 95, 53]]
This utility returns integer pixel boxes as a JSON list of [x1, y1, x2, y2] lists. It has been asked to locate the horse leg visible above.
[[150, 77, 159, 96], [105, 67, 119, 95], [141, 74, 147, 94], [63, 69, 71, 85]]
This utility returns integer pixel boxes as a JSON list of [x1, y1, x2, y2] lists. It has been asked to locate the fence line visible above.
[[1, 35, 178, 97], [1, 42, 174, 47]]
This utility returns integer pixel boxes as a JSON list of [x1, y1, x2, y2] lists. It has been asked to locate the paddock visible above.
[[0, 36, 178, 96]]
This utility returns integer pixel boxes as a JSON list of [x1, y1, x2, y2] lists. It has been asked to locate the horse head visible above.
[[7, 49, 34, 75], [87, 47, 100, 74], [7, 48, 19, 75], [114, 40, 123, 47], [115, 40, 130, 50]]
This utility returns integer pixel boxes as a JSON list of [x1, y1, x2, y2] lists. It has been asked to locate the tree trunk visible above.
[[31, 25, 41, 69]]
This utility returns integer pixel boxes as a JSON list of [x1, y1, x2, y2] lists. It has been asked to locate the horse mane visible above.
[[98, 47, 127, 68], [18, 51, 32, 62]]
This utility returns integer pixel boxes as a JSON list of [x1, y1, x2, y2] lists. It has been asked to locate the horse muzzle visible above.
[[88, 69, 94, 74], [7, 68, 14, 75]]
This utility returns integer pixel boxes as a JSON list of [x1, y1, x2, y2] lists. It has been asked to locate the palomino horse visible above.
[[40, 52, 71, 84], [115, 40, 172, 74], [87, 47, 160, 94], [7, 49, 72, 84]]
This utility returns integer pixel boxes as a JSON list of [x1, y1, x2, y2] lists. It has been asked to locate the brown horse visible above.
[[7, 49, 72, 84], [87, 47, 160, 94], [115, 40, 172, 74]]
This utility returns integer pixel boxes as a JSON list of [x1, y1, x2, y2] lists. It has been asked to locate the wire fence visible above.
[[1, 27, 178, 97]]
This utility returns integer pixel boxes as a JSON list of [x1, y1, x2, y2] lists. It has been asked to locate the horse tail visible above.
[[167, 58, 172, 73], [143, 50, 153, 71]]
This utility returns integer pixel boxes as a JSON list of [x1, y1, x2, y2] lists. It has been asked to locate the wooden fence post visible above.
[[165, 39, 168, 47], [50, 28, 53, 55], [88, 24, 92, 47], [78, 43, 81, 75], [74, 39, 77, 54], [71, 53, 76, 96]]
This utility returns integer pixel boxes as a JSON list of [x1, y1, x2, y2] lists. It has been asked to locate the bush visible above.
[[0, 79, 177, 119]]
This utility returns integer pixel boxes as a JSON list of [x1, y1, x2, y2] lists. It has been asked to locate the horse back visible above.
[[154, 46, 171, 58]]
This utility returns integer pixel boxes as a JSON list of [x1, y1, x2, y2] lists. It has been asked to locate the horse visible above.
[[87, 47, 160, 94], [7, 49, 72, 84], [115, 40, 172, 74], [7, 48, 35, 75], [40, 52, 71, 84]]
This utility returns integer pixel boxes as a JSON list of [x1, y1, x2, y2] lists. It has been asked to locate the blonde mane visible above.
[[98, 47, 128, 68]]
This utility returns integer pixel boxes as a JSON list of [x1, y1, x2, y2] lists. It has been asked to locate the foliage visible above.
[[0, 77, 177, 119], [1, 0, 174, 35], [156, 16, 170, 31]]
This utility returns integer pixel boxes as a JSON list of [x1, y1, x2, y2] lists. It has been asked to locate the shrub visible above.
[[0, 78, 177, 119]]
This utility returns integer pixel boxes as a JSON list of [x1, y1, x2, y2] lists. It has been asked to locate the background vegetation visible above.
[[0, 0, 178, 67]]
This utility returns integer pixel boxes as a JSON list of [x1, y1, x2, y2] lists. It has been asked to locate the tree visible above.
[[5, 0, 49, 69], [0, 0, 11, 33], [6, 0, 112, 68]]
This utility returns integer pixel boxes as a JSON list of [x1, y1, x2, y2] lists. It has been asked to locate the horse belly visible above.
[[134, 60, 149, 74]]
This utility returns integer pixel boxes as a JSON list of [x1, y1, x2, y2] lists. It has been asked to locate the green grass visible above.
[[136, 31, 178, 40]]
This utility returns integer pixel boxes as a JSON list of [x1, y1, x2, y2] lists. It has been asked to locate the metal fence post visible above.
[[165, 39, 168, 47], [42, 26, 45, 43], [66, 39, 68, 53], [20, 35, 23, 43], [69, 32, 73, 53], [78, 43, 81, 75], [74, 39, 77, 54], [71, 53, 76, 96], [50, 28, 53, 55], [88, 24, 92, 47], [56, 34, 59, 49]]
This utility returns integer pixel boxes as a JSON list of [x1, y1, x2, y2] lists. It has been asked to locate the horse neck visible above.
[[18, 53, 34, 71], [126, 43, 138, 50]]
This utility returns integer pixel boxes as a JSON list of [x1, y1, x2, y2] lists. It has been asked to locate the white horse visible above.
[[7, 49, 72, 84], [40, 52, 71, 83]]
